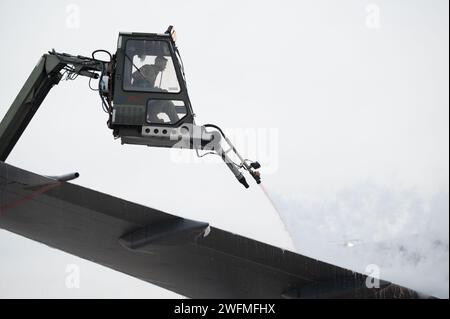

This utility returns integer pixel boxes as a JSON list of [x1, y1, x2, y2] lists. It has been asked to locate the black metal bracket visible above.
[[119, 217, 210, 252]]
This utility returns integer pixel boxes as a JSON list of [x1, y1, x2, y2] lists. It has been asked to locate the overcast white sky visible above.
[[0, 0, 448, 298]]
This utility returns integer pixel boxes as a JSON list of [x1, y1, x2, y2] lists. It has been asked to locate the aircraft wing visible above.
[[0, 161, 431, 298]]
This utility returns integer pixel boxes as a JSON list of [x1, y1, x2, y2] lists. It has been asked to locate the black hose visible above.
[[203, 124, 226, 138], [92, 49, 112, 63]]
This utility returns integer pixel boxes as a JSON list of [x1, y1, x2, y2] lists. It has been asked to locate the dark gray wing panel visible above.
[[0, 162, 430, 298]]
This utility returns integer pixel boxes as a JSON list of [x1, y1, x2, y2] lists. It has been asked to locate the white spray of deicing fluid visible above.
[[259, 183, 297, 251]]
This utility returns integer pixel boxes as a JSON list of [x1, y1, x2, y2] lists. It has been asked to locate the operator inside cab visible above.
[[123, 39, 186, 125], [124, 39, 180, 92], [131, 55, 168, 89]]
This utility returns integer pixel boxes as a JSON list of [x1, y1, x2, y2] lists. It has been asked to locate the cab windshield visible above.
[[123, 40, 181, 93]]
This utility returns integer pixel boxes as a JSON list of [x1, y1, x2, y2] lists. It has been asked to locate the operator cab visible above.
[[110, 27, 195, 147]]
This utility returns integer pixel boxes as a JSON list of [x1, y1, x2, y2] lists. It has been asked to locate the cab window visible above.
[[123, 40, 181, 93]]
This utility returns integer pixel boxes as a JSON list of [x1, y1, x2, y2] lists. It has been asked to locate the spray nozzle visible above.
[[250, 161, 261, 169]]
